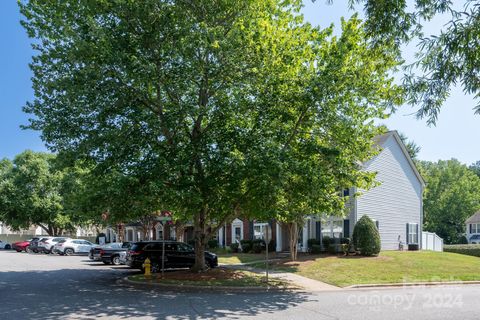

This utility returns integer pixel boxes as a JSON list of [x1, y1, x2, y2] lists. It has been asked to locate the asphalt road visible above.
[[1, 250, 480, 320]]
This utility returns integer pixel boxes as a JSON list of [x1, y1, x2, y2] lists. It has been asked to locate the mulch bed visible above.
[[149, 268, 251, 281]]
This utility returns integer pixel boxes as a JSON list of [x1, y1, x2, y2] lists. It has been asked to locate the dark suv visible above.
[[126, 241, 218, 271]]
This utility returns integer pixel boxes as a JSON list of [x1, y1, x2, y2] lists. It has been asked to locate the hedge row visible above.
[[444, 244, 480, 257]]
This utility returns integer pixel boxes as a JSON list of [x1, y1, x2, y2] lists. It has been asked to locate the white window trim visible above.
[[155, 223, 164, 240], [231, 219, 244, 243], [408, 223, 419, 244], [471, 223, 480, 234]]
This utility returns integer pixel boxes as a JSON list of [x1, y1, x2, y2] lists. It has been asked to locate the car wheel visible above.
[[26, 246, 32, 253], [112, 256, 121, 265], [151, 262, 160, 273], [16, 249, 21, 252], [4, 244, 10, 250], [64, 248, 74, 256]]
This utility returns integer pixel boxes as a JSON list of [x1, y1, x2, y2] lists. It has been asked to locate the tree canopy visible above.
[[0, 151, 74, 235], [330, 0, 480, 125], [419, 159, 480, 244], [21, 0, 403, 268]]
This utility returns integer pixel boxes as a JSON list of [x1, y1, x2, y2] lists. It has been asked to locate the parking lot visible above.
[[2, 250, 480, 320]]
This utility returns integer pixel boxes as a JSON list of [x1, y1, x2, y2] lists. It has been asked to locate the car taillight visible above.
[[128, 250, 143, 256], [99, 249, 105, 256], [58, 243, 63, 246]]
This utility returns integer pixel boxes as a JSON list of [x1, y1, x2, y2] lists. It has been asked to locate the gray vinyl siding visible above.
[[355, 135, 423, 250]]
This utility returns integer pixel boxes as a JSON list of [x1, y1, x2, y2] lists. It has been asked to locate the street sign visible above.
[[158, 216, 172, 223]]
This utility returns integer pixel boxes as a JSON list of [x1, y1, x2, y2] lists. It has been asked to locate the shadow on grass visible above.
[[0, 264, 309, 320]]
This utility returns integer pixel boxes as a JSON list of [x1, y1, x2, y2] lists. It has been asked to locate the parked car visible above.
[[38, 237, 70, 253], [53, 239, 95, 255], [27, 238, 43, 253], [118, 251, 128, 265], [94, 242, 131, 265], [0, 240, 11, 250], [12, 238, 40, 252], [126, 241, 218, 271]]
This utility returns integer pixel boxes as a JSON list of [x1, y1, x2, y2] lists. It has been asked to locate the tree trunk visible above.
[[288, 222, 299, 261], [191, 208, 208, 272]]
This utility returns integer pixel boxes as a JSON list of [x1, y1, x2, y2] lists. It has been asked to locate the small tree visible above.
[[352, 216, 381, 256]]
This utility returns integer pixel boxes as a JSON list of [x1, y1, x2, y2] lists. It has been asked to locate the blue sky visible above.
[[0, 1, 478, 164]]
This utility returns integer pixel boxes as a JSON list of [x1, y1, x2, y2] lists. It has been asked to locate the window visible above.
[[126, 229, 134, 242], [234, 226, 242, 241], [407, 223, 419, 244], [321, 217, 344, 239], [343, 189, 350, 197], [155, 223, 164, 240], [231, 219, 243, 243], [253, 223, 268, 240], [471, 224, 480, 234]]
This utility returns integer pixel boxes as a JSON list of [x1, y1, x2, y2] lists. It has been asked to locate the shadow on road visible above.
[[0, 266, 309, 319]]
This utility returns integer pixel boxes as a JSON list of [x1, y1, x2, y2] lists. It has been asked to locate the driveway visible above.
[[1, 250, 479, 320]]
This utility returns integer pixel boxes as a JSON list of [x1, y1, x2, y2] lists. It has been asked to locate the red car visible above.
[[12, 238, 39, 252]]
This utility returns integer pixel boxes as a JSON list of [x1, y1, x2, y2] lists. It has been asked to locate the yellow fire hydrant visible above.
[[143, 257, 151, 277]]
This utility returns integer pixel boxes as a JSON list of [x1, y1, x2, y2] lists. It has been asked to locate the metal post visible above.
[[162, 222, 165, 279]]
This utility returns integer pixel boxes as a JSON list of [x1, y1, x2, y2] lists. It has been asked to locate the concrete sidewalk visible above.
[[221, 262, 340, 292]]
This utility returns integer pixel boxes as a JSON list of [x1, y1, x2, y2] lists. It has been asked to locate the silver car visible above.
[[53, 239, 95, 255]]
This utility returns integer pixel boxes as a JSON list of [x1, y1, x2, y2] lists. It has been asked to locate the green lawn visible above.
[[272, 251, 480, 287], [218, 253, 270, 265]]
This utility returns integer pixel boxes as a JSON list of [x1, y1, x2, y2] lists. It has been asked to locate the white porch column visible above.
[[218, 227, 224, 248], [276, 223, 282, 252], [302, 221, 308, 252]]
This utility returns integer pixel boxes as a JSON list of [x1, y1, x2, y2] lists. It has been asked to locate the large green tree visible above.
[[419, 159, 480, 244], [0, 151, 74, 235], [21, 0, 402, 270], [327, 0, 480, 125]]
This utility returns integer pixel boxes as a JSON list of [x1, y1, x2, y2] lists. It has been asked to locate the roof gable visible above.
[[373, 131, 425, 187]]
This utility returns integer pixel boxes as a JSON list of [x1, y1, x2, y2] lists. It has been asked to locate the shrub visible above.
[[341, 243, 349, 255], [311, 244, 322, 254], [240, 239, 253, 253], [230, 243, 239, 253], [252, 242, 263, 253], [307, 238, 320, 249], [352, 215, 381, 256], [207, 239, 219, 249], [327, 244, 337, 254], [444, 244, 480, 257], [322, 236, 332, 250], [456, 235, 469, 245], [340, 237, 350, 245]]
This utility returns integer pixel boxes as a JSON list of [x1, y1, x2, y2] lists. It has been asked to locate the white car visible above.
[[38, 236, 70, 253], [53, 239, 95, 255], [0, 240, 11, 250]]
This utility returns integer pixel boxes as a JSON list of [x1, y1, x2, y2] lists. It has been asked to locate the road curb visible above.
[[121, 276, 295, 293], [346, 280, 480, 289]]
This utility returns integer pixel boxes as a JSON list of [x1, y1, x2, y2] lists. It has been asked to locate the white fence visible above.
[[422, 232, 443, 252]]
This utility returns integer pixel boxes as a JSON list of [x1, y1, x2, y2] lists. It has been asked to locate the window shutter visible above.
[[375, 220, 379, 230], [249, 221, 254, 240], [343, 219, 350, 238], [470, 224, 472, 234], [406, 223, 410, 244], [315, 221, 321, 241]]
